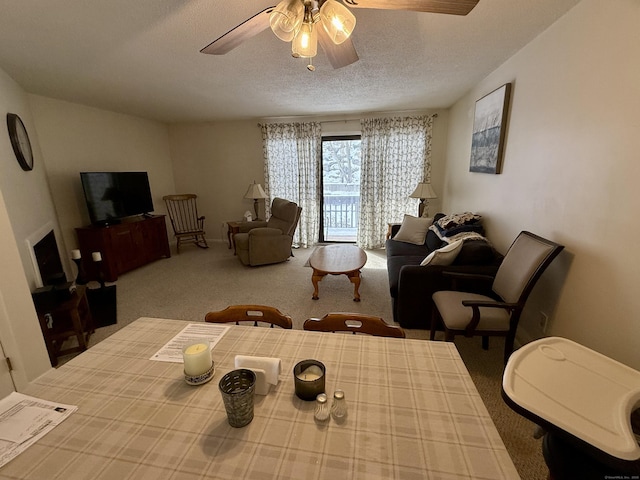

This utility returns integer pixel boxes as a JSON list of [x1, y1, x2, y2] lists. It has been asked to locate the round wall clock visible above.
[[6, 113, 34, 171]]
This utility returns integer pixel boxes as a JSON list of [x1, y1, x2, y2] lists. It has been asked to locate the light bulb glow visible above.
[[331, 17, 345, 33], [320, 0, 356, 45], [292, 22, 317, 58]]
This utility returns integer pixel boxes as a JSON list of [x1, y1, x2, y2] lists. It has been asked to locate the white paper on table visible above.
[[0, 393, 77, 468], [150, 323, 230, 363]]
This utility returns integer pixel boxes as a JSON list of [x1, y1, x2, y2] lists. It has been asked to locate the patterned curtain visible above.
[[261, 122, 321, 248], [358, 115, 434, 249]]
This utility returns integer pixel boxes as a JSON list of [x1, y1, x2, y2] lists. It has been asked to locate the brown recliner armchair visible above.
[[234, 198, 302, 266]]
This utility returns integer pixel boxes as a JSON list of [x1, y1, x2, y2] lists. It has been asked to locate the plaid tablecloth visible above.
[[1, 317, 519, 479]]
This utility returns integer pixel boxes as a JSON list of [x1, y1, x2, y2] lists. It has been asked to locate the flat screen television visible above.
[[80, 171, 154, 225]]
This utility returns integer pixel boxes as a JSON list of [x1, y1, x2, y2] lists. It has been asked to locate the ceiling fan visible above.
[[200, 0, 479, 71]]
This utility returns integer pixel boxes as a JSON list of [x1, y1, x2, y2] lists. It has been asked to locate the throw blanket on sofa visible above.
[[431, 227, 488, 244], [430, 212, 489, 244]]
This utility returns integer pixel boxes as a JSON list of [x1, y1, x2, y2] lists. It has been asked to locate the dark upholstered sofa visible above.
[[386, 213, 503, 329]]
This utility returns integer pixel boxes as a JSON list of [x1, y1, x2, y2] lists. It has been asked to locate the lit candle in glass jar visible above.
[[183, 341, 212, 376], [293, 360, 325, 401]]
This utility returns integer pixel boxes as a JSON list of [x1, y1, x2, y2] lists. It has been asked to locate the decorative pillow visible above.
[[393, 215, 431, 245], [420, 239, 464, 266]]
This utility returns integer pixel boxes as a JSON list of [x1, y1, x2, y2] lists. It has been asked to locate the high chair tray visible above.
[[503, 336, 640, 461]]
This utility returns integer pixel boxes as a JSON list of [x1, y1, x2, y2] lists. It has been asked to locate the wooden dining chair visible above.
[[303, 313, 405, 338], [205, 305, 293, 329]]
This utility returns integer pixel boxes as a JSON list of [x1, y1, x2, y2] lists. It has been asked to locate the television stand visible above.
[[75, 215, 170, 282]]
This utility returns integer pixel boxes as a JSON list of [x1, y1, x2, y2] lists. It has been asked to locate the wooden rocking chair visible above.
[[163, 194, 208, 253]]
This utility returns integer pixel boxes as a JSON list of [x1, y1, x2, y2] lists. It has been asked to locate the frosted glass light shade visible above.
[[320, 0, 356, 45], [292, 22, 317, 58], [270, 0, 304, 42]]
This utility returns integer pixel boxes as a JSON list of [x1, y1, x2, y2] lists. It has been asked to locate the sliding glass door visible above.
[[320, 136, 361, 242]]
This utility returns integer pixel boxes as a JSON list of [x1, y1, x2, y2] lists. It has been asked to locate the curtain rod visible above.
[[258, 113, 438, 127]]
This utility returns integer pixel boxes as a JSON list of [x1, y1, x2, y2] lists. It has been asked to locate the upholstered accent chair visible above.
[[234, 197, 302, 266], [431, 231, 564, 364]]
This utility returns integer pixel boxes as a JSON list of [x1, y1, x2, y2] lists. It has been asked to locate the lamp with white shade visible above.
[[409, 183, 437, 218], [244, 181, 268, 220]]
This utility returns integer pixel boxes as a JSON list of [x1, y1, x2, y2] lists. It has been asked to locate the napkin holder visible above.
[[234, 355, 281, 395]]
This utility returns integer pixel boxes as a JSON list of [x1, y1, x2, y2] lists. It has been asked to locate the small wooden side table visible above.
[[226, 221, 241, 254], [35, 285, 94, 366], [386, 222, 401, 240]]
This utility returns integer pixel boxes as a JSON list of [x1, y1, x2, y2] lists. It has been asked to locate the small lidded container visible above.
[[314, 393, 330, 422], [331, 389, 347, 419]]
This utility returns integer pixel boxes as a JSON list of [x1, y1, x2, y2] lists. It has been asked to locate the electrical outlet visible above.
[[539, 312, 549, 333]]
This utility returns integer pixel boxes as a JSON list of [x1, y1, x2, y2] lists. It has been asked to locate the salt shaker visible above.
[[314, 393, 330, 422], [331, 389, 347, 419]]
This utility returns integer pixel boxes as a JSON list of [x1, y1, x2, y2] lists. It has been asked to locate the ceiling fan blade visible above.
[[318, 28, 359, 69], [343, 0, 479, 15], [200, 6, 275, 55]]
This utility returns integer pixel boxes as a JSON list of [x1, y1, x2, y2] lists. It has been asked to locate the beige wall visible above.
[[0, 80, 178, 387], [168, 121, 264, 242], [444, 0, 640, 369], [28, 96, 176, 259], [0, 69, 57, 385], [168, 111, 448, 240]]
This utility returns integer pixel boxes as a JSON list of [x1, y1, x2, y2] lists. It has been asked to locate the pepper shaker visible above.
[[331, 389, 347, 419], [314, 393, 330, 422]]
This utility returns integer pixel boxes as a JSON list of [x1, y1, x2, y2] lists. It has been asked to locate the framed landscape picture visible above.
[[470, 83, 512, 174]]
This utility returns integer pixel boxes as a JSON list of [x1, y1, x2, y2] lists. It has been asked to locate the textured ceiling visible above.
[[0, 0, 580, 123]]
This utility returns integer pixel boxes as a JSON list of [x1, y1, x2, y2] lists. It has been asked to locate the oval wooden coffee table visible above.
[[309, 244, 367, 301]]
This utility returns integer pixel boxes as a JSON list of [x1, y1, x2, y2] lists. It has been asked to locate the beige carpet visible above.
[[61, 240, 547, 479]]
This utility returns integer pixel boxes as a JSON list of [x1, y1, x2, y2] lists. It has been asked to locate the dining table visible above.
[[0, 317, 520, 479]]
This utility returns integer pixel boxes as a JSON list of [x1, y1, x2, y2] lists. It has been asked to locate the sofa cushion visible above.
[[426, 229, 446, 250], [452, 239, 499, 266], [420, 239, 464, 266], [386, 238, 431, 258], [393, 214, 431, 245], [386, 255, 425, 296]]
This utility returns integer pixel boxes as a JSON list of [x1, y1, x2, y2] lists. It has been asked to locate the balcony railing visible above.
[[323, 195, 359, 242]]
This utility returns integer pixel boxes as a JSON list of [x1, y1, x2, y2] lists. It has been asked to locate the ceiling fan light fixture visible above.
[[319, 0, 356, 45], [292, 21, 317, 58], [270, 0, 304, 42]]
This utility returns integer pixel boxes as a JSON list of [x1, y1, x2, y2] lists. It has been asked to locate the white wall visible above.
[[28, 95, 176, 259], [444, 0, 640, 369]]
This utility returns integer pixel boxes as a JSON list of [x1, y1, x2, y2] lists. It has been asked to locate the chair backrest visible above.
[[492, 231, 564, 306], [303, 313, 406, 338], [267, 198, 302, 236], [205, 305, 293, 329], [163, 194, 203, 235]]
